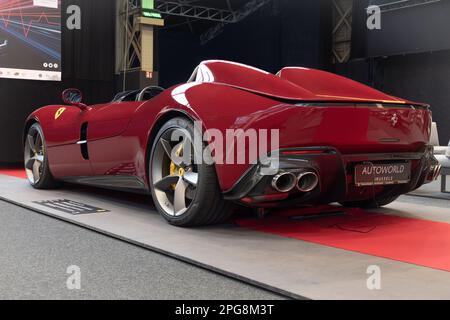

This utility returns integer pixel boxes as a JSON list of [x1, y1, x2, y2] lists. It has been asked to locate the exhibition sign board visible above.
[[0, 0, 61, 81]]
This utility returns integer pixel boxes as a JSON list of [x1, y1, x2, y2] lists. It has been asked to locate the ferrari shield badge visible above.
[[55, 107, 66, 120]]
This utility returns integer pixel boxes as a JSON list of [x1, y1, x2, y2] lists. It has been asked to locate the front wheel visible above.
[[24, 123, 58, 189], [149, 117, 233, 227]]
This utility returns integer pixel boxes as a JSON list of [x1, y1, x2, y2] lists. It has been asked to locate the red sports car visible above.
[[24, 60, 441, 227]]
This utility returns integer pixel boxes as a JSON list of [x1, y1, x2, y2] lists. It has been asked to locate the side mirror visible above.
[[62, 88, 89, 110]]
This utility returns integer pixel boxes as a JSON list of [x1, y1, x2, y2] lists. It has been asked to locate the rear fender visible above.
[[168, 83, 291, 191], [172, 83, 432, 191]]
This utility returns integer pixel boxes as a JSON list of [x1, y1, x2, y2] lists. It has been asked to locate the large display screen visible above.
[[0, 0, 61, 81]]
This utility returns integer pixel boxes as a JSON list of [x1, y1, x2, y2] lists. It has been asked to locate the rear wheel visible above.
[[149, 117, 233, 227], [339, 195, 400, 209], [24, 123, 58, 189]]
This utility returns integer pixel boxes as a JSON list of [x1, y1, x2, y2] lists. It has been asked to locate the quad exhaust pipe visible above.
[[297, 171, 319, 193], [436, 165, 442, 180], [430, 164, 442, 181], [271, 170, 320, 193], [271, 172, 297, 193], [426, 163, 442, 182]]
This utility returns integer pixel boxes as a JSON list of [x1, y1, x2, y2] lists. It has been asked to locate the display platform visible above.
[[1, 170, 450, 299], [409, 177, 450, 200]]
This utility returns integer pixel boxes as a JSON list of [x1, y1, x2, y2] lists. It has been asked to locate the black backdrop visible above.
[[4, 0, 447, 163], [342, 0, 450, 144], [0, 0, 116, 163], [158, 0, 332, 87], [352, 0, 450, 58], [1, 0, 332, 163]]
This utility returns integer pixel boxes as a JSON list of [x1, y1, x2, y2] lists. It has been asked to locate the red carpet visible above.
[[237, 207, 450, 272], [2, 167, 449, 272], [0, 168, 27, 179]]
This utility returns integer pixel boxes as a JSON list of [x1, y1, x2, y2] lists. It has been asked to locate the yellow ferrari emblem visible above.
[[55, 107, 66, 120]]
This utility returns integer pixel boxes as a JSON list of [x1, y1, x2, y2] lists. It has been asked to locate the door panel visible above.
[[88, 136, 141, 176], [47, 144, 93, 178], [88, 119, 131, 141], [48, 101, 142, 178], [87, 102, 141, 141], [86, 102, 142, 175]]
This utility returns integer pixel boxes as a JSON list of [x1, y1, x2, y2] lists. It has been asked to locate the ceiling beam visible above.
[[200, 0, 272, 44], [155, 1, 237, 23], [374, 0, 441, 13]]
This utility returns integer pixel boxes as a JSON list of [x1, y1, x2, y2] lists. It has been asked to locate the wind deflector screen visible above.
[[0, 0, 61, 81]]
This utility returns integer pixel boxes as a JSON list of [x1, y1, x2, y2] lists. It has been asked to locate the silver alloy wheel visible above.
[[151, 128, 199, 217], [24, 125, 45, 185]]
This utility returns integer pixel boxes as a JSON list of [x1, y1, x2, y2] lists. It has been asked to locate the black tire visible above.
[[149, 117, 233, 227], [24, 123, 58, 189], [339, 195, 400, 209]]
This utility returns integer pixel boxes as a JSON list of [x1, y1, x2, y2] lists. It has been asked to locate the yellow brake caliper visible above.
[[169, 144, 184, 190]]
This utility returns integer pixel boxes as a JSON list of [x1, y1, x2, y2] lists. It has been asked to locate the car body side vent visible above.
[[80, 122, 89, 160]]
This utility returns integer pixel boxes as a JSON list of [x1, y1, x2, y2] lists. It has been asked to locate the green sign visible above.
[[142, 0, 162, 19], [143, 10, 162, 19], [142, 0, 154, 10]]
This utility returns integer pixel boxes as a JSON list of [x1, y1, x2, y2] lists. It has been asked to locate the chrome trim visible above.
[[297, 171, 319, 192], [271, 172, 297, 193], [378, 138, 401, 143]]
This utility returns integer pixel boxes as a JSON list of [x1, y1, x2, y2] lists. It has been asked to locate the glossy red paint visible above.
[[277, 67, 414, 104], [26, 60, 432, 195]]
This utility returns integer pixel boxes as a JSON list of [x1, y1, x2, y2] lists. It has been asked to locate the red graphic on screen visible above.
[[0, 0, 60, 38]]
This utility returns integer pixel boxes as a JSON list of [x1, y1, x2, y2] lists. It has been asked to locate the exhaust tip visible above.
[[428, 164, 442, 181], [434, 164, 442, 181], [272, 172, 297, 193], [297, 171, 319, 193]]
